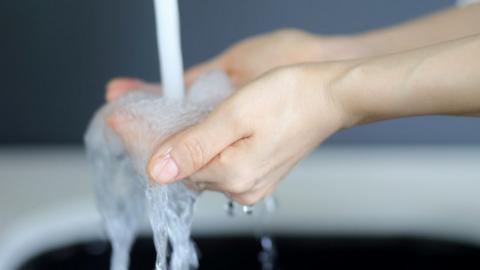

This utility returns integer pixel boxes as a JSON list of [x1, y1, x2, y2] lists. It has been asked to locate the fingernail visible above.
[[151, 156, 179, 184]]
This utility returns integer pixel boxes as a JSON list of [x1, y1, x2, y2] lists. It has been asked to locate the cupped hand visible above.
[[105, 29, 359, 102], [144, 64, 351, 205], [183, 29, 346, 87]]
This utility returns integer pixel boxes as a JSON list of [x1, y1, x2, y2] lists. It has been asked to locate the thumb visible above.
[[147, 106, 245, 184]]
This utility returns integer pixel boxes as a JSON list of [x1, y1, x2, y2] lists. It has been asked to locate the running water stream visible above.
[[153, 0, 184, 99]]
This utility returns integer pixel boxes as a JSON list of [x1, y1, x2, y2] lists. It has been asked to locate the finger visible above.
[[208, 147, 294, 204], [183, 178, 223, 193], [147, 104, 249, 184], [106, 78, 163, 102], [185, 58, 224, 87], [229, 182, 276, 206], [106, 58, 222, 103], [188, 138, 256, 191], [105, 78, 146, 102], [228, 160, 291, 205]]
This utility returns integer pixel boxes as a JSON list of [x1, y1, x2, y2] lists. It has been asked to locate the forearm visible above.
[[331, 34, 480, 127], [340, 4, 480, 58]]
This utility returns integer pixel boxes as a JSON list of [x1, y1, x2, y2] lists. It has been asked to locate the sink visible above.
[[19, 235, 480, 270], [1, 146, 480, 269]]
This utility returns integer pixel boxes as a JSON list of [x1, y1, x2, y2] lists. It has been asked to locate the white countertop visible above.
[[0, 145, 479, 269]]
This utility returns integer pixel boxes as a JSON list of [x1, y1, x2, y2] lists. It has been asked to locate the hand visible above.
[[105, 30, 480, 206], [145, 64, 351, 205], [108, 34, 480, 205], [183, 29, 356, 88], [105, 29, 359, 102]]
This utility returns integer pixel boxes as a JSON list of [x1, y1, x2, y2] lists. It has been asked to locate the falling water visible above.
[[85, 70, 234, 270], [153, 0, 184, 99], [225, 197, 278, 270]]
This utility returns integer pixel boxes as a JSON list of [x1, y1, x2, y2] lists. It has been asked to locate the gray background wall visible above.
[[0, 0, 477, 145]]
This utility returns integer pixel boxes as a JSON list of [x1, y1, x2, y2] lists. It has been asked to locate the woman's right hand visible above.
[[105, 29, 360, 101], [108, 63, 354, 205]]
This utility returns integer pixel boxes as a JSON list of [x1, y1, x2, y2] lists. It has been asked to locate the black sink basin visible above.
[[19, 235, 480, 270]]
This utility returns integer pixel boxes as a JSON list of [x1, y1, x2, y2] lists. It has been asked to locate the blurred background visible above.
[[1, 1, 480, 269], [1, 0, 478, 146]]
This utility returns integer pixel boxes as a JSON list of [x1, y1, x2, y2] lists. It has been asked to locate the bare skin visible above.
[[105, 29, 350, 98], [106, 4, 480, 204], [106, 4, 480, 99]]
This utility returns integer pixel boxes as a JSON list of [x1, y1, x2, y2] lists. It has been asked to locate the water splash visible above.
[[85, 71, 233, 270]]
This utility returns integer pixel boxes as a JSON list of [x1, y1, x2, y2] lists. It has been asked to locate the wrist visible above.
[[322, 56, 399, 128], [325, 61, 369, 128], [329, 54, 415, 127], [294, 62, 363, 131], [310, 34, 380, 61]]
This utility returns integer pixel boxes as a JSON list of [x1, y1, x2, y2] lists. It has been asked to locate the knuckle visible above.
[[226, 180, 250, 194], [218, 103, 245, 132], [180, 137, 206, 171], [217, 156, 256, 194], [217, 150, 233, 168], [226, 171, 256, 194], [232, 193, 261, 206]]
